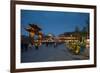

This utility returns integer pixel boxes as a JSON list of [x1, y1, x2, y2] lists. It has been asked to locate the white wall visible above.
[[0, 0, 100, 73]]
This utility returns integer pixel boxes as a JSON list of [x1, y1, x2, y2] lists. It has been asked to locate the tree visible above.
[[81, 17, 89, 38], [75, 26, 80, 33], [74, 26, 81, 41]]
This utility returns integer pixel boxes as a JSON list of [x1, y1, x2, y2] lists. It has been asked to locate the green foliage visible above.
[[80, 40, 86, 48], [67, 39, 86, 55], [67, 40, 80, 54]]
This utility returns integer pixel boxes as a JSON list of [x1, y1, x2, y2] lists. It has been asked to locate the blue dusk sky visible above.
[[21, 10, 89, 36]]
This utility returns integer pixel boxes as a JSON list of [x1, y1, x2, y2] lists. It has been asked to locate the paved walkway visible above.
[[21, 44, 89, 63]]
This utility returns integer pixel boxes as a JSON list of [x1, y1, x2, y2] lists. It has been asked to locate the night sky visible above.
[[21, 10, 89, 36]]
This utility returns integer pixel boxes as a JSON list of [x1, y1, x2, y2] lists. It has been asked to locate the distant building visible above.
[[57, 32, 81, 42]]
